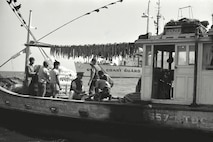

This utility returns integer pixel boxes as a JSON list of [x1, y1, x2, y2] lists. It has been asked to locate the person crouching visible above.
[[94, 79, 112, 101]]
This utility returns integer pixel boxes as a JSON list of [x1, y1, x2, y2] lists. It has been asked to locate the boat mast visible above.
[[24, 10, 32, 80], [156, 0, 160, 35], [142, 0, 151, 34], [147, 0, 151, 34]]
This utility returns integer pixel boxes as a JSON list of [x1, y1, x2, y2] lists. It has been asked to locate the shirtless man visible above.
[[25, 57, 37, 95], [94, 79, 112, 101], [38, 61, 50, 97]]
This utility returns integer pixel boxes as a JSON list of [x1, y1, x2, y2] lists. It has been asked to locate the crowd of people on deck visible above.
[[25, 57, 114, 101], [25, 57, 61, 98]]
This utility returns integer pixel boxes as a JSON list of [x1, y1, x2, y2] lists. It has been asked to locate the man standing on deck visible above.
[[25, 57, 37, 95], [49, 61, 61, 98], [38, 61, 50, 97], [88, 58, 101, 95]]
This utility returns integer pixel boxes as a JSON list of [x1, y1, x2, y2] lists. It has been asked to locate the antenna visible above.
[[155, 0, 160, 35], [178, 6, 193, 19], [153, 0, 163, 35]]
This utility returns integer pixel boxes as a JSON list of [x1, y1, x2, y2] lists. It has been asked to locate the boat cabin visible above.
[[135, 18, 213, 105]]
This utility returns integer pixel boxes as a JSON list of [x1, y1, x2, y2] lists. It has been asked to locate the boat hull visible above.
[[1, 86, 213, 139], [1, 107, 212, 141], [75, 63, 142, 78]]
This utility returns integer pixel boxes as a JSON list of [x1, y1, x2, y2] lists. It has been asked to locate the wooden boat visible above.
[[2, 18, 213, 134], [2, 1, 213, 140]]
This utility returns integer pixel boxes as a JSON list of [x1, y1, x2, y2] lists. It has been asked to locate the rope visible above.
[[97, 64, 107, 75], [0, 48, 26, 68], [37, 0, 123, 41], [6, 0, 37, 41], [40, 48, 50, 59], [4, 0, 123, 68], [2, 1, 50, 69], [10, 59, 14, 73], [0, 58, 12, 68], [38, 47, 46, 60]]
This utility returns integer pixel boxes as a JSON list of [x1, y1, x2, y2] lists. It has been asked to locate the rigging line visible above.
[[38, 46, 51, 61], [38, 47, 46, 60], [97, 64, 107, 75], [0, 58, 12, 68], [6, 1, 26, 26], [37, 0, 123, 42], [6, 0, 38, 42], [37, 14, 85, 41], [0, 48, 26, 68], [10, 59, 14, 73], [40, 47, 50, 59]]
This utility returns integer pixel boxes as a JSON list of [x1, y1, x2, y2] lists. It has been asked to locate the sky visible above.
[[0, 0, 213, 72]]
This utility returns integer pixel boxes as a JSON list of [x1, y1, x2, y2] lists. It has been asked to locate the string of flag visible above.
[[6, 0, 123, 43], [2, 0, 125, 68], [3, 0, 50, 68], [5, 0, 124, 58], [6, 0, 37, 41], [37, 0, 123, 41]]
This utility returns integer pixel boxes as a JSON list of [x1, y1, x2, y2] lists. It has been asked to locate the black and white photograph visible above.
[[0, 0, 213, 141]]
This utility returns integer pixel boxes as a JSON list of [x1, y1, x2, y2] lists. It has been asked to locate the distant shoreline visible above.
[[0, 71, 25, 79]]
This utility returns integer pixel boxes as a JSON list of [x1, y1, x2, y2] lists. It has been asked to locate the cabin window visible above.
[[145, 45, 152, 66], [177, 45, 187, 65], [154, 51, 171, 69], [163, 52, 171, 69], [202, 44, 213, 70], [155, 50, 162, 68], [189, 45, 195, 65]]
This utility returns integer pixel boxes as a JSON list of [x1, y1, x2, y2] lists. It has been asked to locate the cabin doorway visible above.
[[152, 45, 175, 99]]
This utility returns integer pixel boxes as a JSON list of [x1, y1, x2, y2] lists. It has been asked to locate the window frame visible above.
[[176, 44, 195, 66]]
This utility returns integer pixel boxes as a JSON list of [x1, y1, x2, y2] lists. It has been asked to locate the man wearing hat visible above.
[[69, 72, 85, 100]]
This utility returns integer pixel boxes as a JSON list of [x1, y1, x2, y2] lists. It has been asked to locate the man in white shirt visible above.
[[38, 61, 50, 97], [49, 61, 61, 98], [88, 58, 101, 95]]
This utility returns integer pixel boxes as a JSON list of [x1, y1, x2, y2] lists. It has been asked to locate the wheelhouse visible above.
[[135, 18, 213, 105]]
